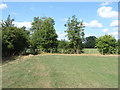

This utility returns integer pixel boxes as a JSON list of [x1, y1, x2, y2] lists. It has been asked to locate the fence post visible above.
[[102, 49, 103, 55], [62, 49, 63, 54]]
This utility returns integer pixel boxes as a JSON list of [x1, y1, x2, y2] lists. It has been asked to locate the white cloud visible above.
[[100, 2, 109, 6], [57, 32, 67, 40], [110, 20, 118, 27], [13, 21, 32, 28], [57, 32, 66, 37], [61, 18, 68, 22], [84, 20, 102, 28], [79, 19, 83, 21], [108, 31, 118, 36], [0, 4, 7, 9], [97, 6, 118, 18], [102, 28, 108, 33], [11, 12, 17, 15], [85, 34, 94, 37], [113, 27, 118, 31], [85, 33, 98, 38]]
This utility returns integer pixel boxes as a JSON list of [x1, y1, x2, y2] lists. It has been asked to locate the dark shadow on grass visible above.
[[2, 53, 36, 64], [2, 56, 17, 64]]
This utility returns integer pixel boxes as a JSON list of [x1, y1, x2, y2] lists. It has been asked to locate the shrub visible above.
[[95, 35, 117, 55], [1, 15, 30, 56]]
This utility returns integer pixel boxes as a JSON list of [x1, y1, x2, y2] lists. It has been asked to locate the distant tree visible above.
[[58, 39, 69, 53], [117, 39, 120, 54], [64, 15, 85, 54], [30, 16, 58, 53], [95, 35, 117, 55], [84, 36, 97, 48], [1, 15, 30, 56]]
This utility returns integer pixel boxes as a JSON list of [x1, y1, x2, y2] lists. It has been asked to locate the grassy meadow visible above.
[[2, 55, 118, 88], [83, 48, 100, 54]]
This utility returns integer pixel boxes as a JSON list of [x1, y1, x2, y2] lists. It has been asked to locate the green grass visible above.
[[2, 55, 118, 88], [84, 48, 100, 54]]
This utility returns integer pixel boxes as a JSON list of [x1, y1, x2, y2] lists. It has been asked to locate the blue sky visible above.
[[1, 2, 118, 40]]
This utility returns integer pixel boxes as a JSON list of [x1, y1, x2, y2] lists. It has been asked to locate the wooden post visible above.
[[62, 49, 63, 54], [102, 49, 103, 55], [50, 49, 52, 53]]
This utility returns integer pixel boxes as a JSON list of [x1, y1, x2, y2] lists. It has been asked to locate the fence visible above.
[[24, 48, 118, 55], [83, 48, 100, 54]]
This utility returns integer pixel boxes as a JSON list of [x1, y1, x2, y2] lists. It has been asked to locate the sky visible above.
[[0, 2, 118, 40]]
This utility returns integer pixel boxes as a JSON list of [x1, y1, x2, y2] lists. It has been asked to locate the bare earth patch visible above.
[[37, 53, 119, 57]]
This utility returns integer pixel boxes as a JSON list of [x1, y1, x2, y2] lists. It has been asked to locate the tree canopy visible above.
[[1, 15, 30, 56], [64, 15, 85, 54], [84, 36, 97, 48], [1, 15, 118, 56], [95, 35, 117, 55], [30, 16, 58, 53], [117, 39, 120, 54]]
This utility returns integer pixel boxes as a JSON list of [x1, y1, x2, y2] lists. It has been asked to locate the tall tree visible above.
[[30, 17, 58, 53], [64, 15, 85, 54], [1, 15, 30, 56], [84, 36, 97, 48]]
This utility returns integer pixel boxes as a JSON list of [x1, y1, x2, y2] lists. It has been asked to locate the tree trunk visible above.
[[50, 49, 52, 53], [62, 49, 63, 54], [76, 49, 79, 54]]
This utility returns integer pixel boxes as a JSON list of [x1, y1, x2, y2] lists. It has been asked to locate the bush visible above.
[[95, 35, 117, 55], [117, 39, 120, 54], [1, 15, 30, 56], [84, 36, 97, 48]]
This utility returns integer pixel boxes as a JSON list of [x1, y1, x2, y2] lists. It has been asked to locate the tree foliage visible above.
[[95, 35, 117, 55], [64, 15, 85, 54], [117, 39, 120, 54], [30, 16, 58, 53], [84, 36, 97, 48], [1, 15, 30, 56], [57, 39, 70, 53], [58, 39, 69, 49], [2, 15, 118, 56]]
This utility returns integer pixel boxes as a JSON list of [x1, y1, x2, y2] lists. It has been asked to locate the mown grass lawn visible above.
[[83, 48, 100, 54], [2, 55, 118, 88]]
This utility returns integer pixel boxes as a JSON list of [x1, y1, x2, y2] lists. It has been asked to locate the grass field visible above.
[[84, 48, 100, 54], [2, 55, 118, 88]]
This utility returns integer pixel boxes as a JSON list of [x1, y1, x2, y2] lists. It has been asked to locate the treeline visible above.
[[1, 15, 120, 57], [2, 15, 30, 56]]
